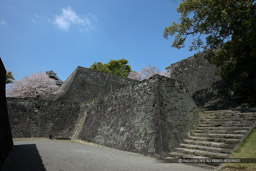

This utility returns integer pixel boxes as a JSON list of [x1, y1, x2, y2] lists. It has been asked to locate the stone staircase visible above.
[[167, 110, 256, 169]]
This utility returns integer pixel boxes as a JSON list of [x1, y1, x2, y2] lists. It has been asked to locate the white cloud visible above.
[[53, 7, 97, 31], [32, 14, 51, 24], [0, 19, 7, 25]]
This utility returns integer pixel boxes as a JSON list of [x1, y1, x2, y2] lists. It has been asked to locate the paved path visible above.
[[3, 139, 209, 171]]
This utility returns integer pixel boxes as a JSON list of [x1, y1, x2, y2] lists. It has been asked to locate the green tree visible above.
[[6, 71, 15, 84], [89, 62, 110, 73], [89, 59, 131, 78], [164, 0, 256, 103]]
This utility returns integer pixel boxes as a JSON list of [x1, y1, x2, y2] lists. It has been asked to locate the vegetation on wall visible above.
[[164, 0, 256, 104]]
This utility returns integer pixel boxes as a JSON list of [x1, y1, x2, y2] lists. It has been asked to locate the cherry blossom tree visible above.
[[159, 70, 170, 78], [127, 71, 142, 81], [128, 65, 170, 81], [7, 72, 59, 99]]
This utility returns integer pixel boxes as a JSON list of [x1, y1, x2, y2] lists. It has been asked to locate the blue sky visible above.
[[0, 0, 195, 81]]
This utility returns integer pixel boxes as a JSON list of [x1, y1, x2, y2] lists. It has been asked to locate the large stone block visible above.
[[53, 66, 138, 103], [0, 58, 13, 169], [78, 75, 199, 156], [168, 54, 234, 109], [169, 53, 221, 94]]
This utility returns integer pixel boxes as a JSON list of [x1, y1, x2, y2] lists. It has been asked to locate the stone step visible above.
[[201, 114, 256, 119], [192, 129, 248, 134], [200, 121, 254, 125], [166, 110, 256, 169], [204, 111, 256, 114], [200, 117, 256, 121], [196, 126, 250, 130], [202, 118, 256, 122], [204, 110, 256, 113], [190, 132, 244, 139], [199, 120, 256, 124], [180, 143, 231, 154], [201, 114, 256, 118], [200, 120, 253, 123], [183, 139, 233, 149], [200, 118, 255, 122], [199, 123, 252, 127], [175, 148, 229, 158], [202, 112, 256, 115], [202, 113, 256, 116], [188, 135, 240, 144]]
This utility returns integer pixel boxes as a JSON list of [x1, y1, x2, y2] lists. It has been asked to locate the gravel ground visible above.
[[3, 139, 209, 171]]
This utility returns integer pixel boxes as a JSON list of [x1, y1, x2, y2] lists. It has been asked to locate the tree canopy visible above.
[[89, 59, 131, 78], [164, 0, 256, 103]]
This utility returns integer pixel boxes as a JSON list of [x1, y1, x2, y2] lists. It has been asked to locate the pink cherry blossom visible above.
[[7, 72, 59, 99]]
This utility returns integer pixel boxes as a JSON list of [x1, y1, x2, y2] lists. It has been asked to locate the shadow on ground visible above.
[[3, 144, 46, 171]]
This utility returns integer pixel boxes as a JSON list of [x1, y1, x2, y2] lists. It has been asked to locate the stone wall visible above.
[[53, 66, 138, 103], [169, 53, 221, 94], [7, 67, 138, 139], [7, 98, 81, 138], [168, 53, 234, 109], [192, 80, 235, 110], [0, 58, 13, 169], [78, 75, 199, 156]]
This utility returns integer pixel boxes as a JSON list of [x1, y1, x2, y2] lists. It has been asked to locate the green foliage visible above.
[[164, 0, 256, 103], [221, 128, 256, 170], [89, 62, 110, 73], [6, 71, 15, 84], [89, 59, 131, 78]]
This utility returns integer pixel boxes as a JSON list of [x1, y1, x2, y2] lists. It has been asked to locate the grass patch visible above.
[[220, 128, 256, 171]]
